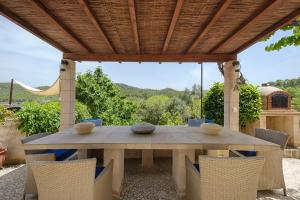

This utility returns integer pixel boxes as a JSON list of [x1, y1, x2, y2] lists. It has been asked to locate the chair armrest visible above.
[[94, 160, 113, 200], [66, 151, 78, 160], [185, 156, 200, 200], [230, 150, 246, 157]]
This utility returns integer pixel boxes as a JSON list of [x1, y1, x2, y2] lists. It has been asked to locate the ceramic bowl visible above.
[[200, 123, 222, 135], [131, 123, 156, 134], [74, 122, 95, 135]]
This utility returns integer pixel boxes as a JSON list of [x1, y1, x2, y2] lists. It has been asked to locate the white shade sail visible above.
[[14, 79, 59, 96]]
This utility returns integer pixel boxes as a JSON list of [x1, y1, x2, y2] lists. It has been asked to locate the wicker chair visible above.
[[21, 133, 77, 161], [185, 156, 265, 200], [234, 128, 289, 195], [24, 153, 56, 199], [30, 158, 113, 200]]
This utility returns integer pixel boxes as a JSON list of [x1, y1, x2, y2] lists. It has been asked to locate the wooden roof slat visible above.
[[78, 0, 116, 53], [29, 0, 92, 53], [209, 0, 283, 53], [1, 0, 299, 62], [63, 53, 237, 62], [186, 0, 232, 54], [233, 8, 300, 54], [128, 0, 140, 54], [162, 0, 184, 54], [0, 4, 69, 52]]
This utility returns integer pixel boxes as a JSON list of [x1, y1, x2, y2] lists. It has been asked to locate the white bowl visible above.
[[74, 122, 95, 135], [200, 123, 222, 135]]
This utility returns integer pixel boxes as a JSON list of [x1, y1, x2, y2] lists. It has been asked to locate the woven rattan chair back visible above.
[[31, 158, 97, 200], [198, 156, 264, 200], [255, 128, 289, 149], [25, 154, 56, 195]]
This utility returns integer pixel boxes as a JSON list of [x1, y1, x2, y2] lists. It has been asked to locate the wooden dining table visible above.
[[22, 126, 279, 197]]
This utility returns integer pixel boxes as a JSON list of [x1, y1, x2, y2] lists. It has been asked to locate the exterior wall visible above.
[[59, 59, 76, 130], [241, 116, 266, 136], [266, 116, 300, 147], [243, 114, 300, 147], [0, 122, 25, 164]]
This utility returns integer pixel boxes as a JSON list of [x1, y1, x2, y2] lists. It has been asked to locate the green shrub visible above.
[[0, 104, 16, 125], [17, 101, 91, 135], [204, 83, 262, 127]]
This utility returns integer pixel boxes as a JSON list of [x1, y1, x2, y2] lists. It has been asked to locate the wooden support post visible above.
[[8, 79, 13, 105]]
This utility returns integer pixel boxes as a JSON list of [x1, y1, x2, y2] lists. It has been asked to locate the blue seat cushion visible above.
[[46, 149, 77, 161], [95, 166, 104, 178], [205, 119, 215, 123], [237, 151, 257, 157], [188, 119, 204, 127], [80, 118, 102, 127], [193, 163, 200, 172]]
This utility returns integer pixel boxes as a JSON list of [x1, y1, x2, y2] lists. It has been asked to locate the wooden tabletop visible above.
[[23, 126, 279, 151]]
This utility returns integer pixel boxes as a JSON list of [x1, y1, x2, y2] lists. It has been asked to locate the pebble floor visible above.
[[0, 158, 300, 200]]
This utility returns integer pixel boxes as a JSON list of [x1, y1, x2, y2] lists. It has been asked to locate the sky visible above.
[[0, 15, 299, 90]]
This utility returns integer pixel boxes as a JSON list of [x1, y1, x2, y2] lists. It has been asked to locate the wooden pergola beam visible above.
[[78, 0, 116, 53], [63, 53, 237, 62], [0, 4, 69, 52], [162, 0, 184, 54], [128, 0, 140, 54], [186, 0, 232, 54], [233, 8, 300, 54], [29, 0, 92, 53], [209, 0, 282, 53]]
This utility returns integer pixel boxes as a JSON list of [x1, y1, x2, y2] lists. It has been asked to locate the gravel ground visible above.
[[0, 158, 299, 200]]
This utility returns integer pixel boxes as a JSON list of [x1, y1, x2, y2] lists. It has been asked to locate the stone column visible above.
[[172, 149, 195, 194], [223, 60, 240, 131], [59, 59, 76, 130], [142, 149, 153, 168], [104, 149, 124, 198]]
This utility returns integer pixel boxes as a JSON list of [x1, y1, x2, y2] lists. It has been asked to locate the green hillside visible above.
[[0, 82, 187, 104], [116, 83, 185, 99], [0, 83, 58, 104]]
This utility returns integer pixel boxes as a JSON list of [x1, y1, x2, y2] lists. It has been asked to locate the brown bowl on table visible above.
[[200, 123, 223, 135], [74, 122, 95, 135]]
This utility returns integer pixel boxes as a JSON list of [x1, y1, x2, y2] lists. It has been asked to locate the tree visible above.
[[138, 95, 170, 125], [203, 83, 224, 125], [138, 96, 190, 125], [76, 67, 137, 125], [203, 83, 262, 127], [190, 99, 202, 119], [264, 17, 300, 51]]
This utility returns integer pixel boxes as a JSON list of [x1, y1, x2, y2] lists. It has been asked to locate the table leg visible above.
[[172, 149, 195, 194], [104, 149, 124, 198], [142, 149, 153, 168], [77, 149, 87, 159]]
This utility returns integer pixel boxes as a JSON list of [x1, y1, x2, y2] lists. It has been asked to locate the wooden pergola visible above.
[[1, 1, 300, 196], [1, 0, 299, 63]]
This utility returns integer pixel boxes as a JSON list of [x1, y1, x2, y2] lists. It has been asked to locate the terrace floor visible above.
[[0, 158, 300, 200]]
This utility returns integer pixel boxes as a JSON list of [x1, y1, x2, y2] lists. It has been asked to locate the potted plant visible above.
[[0, 144, 7, 168]]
